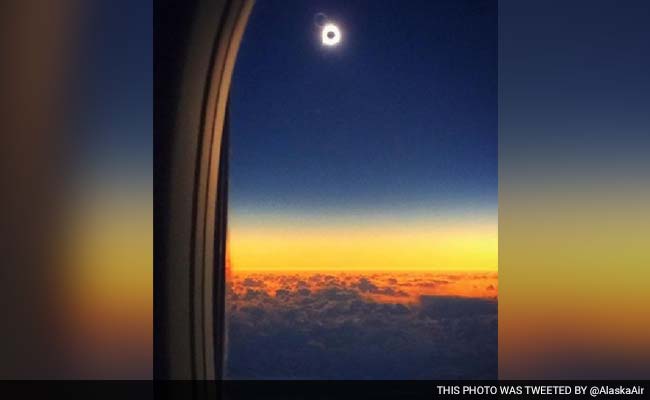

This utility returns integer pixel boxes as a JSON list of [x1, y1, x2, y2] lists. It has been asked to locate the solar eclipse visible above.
[[321, 23, 341, 46]]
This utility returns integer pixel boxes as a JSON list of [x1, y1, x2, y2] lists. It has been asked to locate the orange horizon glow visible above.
[[228, 219, 497, 273]]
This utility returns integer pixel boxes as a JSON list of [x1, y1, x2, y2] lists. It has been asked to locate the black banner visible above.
[[3, 381, 649, 400]]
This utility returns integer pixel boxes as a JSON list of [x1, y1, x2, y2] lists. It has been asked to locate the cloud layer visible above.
[[225, 271, 497, 379]]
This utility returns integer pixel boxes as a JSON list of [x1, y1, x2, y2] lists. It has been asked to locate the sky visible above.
[[228, 0, 497, 271]]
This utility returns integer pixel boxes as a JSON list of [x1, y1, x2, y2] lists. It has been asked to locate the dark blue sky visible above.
[[230, 0, 496, 216], [78, 0, 152, 176]]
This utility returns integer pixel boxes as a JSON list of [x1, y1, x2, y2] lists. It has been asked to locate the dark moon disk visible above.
[[313, 12, 328, 28]]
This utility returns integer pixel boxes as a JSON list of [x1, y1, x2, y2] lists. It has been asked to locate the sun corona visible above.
[[321, 23, 341, 46]]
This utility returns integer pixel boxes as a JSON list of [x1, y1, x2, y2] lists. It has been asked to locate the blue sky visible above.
[[229, 0, 497, 220]]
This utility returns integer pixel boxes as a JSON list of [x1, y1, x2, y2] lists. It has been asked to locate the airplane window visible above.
[[225, 0, 497, 379]]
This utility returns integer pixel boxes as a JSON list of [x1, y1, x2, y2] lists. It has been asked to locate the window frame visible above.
[[155, 0, 254, 380]]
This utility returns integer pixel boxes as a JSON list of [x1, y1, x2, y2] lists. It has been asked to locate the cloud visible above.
[[242, 277, 265, 287], [419, 295, 497, 318], [351, 277, 409, 297], [242, 288, 270, 301], [417, 280, 450, 288], [352, 277, 377, 292], [225, 271, 497, 379]]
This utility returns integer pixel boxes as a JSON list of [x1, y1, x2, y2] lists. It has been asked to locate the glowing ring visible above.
[[321, 23, 341, 46]]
